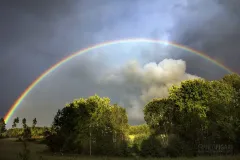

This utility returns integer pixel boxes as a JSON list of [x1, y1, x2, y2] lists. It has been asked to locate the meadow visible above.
[[1, 138, 240, 160]]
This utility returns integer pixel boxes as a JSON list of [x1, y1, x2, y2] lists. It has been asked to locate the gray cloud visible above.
[[100, 59, 200, 124], [10, 57, 199, 127]]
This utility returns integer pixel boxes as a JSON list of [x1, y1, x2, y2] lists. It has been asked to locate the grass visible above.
[[0, 138, 240, 160]]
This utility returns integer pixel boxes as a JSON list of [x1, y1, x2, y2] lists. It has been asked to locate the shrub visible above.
[[165, 134, 194, 157], [131, 134, 149, 155], [45, 134, 65, 152], [140, 135, 166, 157]]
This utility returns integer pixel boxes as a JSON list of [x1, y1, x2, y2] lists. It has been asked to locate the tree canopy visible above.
[[50, 94, 129, 156]]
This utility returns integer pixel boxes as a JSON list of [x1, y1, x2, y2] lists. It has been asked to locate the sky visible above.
[[0, 0, 240, 127]]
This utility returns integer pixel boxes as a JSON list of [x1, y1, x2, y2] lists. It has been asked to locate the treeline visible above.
[[0, 117, 51, 140], [0, 73, 239, 158], [143, 74, 240, 157], [5, 127, 50, 139]]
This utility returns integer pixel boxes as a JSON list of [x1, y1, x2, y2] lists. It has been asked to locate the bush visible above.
[[45, 134, 65, 152], [0, 132, 8, 139], [5, 127, 50, 138], [6, 128, 24, 138], [131, 133, 149, 154], [140, 135, 166, 157], [165, 134, 194, 157], [22, 127, 32, 140], [115, 140, 131, 157]]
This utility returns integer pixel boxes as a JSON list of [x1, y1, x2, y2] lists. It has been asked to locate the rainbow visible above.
[[4, 38, 235, 124]]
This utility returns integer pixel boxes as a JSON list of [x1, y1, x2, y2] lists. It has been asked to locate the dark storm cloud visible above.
[[144, 0, 240, 78], [1, 0, 239, 125], [172, 0, 240, 74]]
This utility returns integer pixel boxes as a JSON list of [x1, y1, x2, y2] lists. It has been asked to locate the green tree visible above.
[[32, 118, 37, 128], [110, 104, 129, 141], [50, 95, 129, 156], [144, 98, 176, 135], [221, 74, 240, 151], [0, 118, 6, 134], [50, 95, 103, 154], [143, 79, 237, 156], [222, 73, 240, 91], [140, 135, 166, 157], [168, 79, 236, 154]]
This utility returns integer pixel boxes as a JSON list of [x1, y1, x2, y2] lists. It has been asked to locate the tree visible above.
[[12, 117, 20, 128], [143, 79, 237, 156], [15, 117, 19, 127], [12, 119, 16, 128], [110, 104, 129, 140], [49, 94, 129, 156], [32, 118, 37, 128], [128, 124, 150, 138], [221, 74, 240, 151], [140, 135, 166, 157], [144, 98, 177, 135], [222, 73, 240, 92], [0, 118, 6, 134], [22, 118, 27, 129], [168, 79, 236, 154]]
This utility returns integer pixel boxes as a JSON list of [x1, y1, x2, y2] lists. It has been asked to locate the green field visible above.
[[0, 138, 239, 160]]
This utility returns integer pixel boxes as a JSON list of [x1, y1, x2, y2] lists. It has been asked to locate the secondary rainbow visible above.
[[4, 38, 235, 124]]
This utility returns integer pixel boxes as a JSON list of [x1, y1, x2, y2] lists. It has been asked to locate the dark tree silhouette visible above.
[[22, 118, 27, 129], [32, 118, 37, 128], [0, 118, 6, 134]]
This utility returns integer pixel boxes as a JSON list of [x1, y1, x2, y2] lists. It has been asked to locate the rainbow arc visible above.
[[4, 38, 235, 124]]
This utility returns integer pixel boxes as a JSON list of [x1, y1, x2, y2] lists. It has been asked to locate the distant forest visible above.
[[0, 73, 240, 158]]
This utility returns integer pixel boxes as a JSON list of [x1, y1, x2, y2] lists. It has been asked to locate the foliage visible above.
[[12, 117, 19, 128], [130, 133, 149, 155], [6, 128, 24, 138], [48, 95, 130, 156], [0, 118, 6, 135], [140, 135, 166, 157], [22, 127, 32, 140], [222, 73, 240, 91], [128, 124, 150, 135], [22, 118, 27, 129], [5, 127, 50, 138], [143, 75, 239, 156], [165, 134, 190, 157], [169, 80, 235, 145], [221, 74, 240, 152], [144, 98, 176, 135], [32, 118, 37, 128]]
